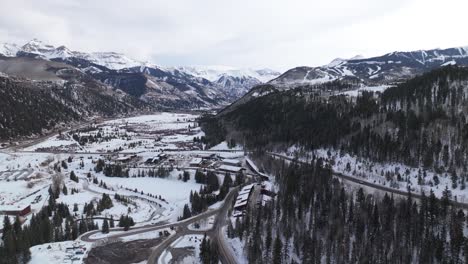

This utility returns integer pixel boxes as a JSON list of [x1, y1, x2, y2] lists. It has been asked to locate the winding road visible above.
[[79, 187, 240, 264]]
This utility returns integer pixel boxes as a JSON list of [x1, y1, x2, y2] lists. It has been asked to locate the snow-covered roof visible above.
[[234, 199, 249, 208], [116, 156, 132, 161], [0, 204, 30, 211], [236, 193, 250, 202], [223, 159, 241, 165], [219, 165, 243, 172], [190, 158, 202, 164], [241, 184, 254, 192]]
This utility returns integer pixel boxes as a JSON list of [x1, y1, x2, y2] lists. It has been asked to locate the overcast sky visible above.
[[1, 0, 468, 71]]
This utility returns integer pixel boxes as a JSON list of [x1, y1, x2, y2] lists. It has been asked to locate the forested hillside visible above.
[[0, 75, 149, 140], [231, 155, 467, 263], [202, 66, 468, 177]]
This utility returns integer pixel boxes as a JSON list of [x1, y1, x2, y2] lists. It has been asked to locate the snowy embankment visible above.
[[281, 147, 468, 201], [222, 226, 248, 264]]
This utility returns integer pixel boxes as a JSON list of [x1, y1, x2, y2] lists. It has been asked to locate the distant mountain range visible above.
[[2, 39, 468, 140], [270, 46, 468, 88], [222, 45, 468, 113], [174, 66, 280, 97], [0, 39, 281, 107]]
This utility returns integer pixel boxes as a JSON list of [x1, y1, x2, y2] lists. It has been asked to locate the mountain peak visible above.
[[349, 55, 365, 60], [21, 38, 55, 52]]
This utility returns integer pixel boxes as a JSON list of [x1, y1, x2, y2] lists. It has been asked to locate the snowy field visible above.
[[338, 85, 390, 97], [22, 112, 202, 154], [29, 241, 92, 264]]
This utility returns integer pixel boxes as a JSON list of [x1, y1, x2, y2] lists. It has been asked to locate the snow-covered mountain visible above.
[[2, 39, 145, 70], [0, 43, 20, 57], [270, 46, 468, 88], [176, 65, 280, 83], [175, 65, 281, 96], [0, 39, 252, 108], [0, 39, 278, 104]]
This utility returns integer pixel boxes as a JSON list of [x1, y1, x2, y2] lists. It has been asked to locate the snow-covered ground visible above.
[[222, 226, 248, 264], [22, 112, 202, 154], [29, 241, 92, 264], [338, 85, 390, 97], [91, 174, 203, 223], [210, 141, 243, 151], [188, 215, 215, 231], [158, 235, 205, 264], [0, 112, 250, 264]]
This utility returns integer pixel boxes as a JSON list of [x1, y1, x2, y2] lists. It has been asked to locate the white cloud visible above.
[[0, 0, 467, 71]]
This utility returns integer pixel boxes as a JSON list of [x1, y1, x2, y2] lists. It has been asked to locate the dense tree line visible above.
[[229, 155, 468, 264], [0, 73, 149, 140], [0, 196, 99, 264], [179, 172, 240, 220], [118, 215, 135, 231], [199, 234, 219, 264], [103, 164, 130, 177]]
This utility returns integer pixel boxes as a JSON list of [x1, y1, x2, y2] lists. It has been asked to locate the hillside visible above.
[[0, 39, 278, 105], [0, 57, 149, 140], [202, 65, 468, 180]]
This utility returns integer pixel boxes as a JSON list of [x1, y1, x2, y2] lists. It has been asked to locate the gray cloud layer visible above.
[[1, 0, 467, 70]]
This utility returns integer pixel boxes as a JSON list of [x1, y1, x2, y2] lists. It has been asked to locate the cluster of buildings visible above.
[[189, 155, 246, 174], [144, 153, 168, 165]]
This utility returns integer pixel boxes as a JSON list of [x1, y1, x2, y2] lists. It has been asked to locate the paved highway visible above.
[[79, 187, 240, 264], [146, 187, 239, 264]]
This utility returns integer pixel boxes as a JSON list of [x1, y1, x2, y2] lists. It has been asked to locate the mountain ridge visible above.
[[270, 45, 468, 88], [0, 39, 278, 100]]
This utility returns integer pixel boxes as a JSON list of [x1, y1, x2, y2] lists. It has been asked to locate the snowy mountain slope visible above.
[[0, 56, 150, 139], [270, 46, 468, 88], [0, 39, 259, 106], [12, 39, 144, 70], [0, 43, 20, 57], [175, 65, 281, 96], [175, 65, 280, 83]]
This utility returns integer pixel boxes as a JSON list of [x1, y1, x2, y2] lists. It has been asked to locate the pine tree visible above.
[[273, 235, 283, 264], [102, 219, 110, 234], [183, 171, 190, 182], [110, 216, 115, 228], [70, 171, 78, 183]]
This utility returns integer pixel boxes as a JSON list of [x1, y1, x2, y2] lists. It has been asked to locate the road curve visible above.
[[146, 187, 239, 264]]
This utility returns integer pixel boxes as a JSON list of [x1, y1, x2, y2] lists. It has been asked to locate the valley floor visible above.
[[0, 112, 253, 264]]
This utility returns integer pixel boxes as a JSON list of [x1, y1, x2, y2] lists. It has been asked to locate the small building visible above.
[[115, 156, 132, 163], [222, 159, 241, 166], [0, 205, 31, 217], [189, 158, 203, 167]]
